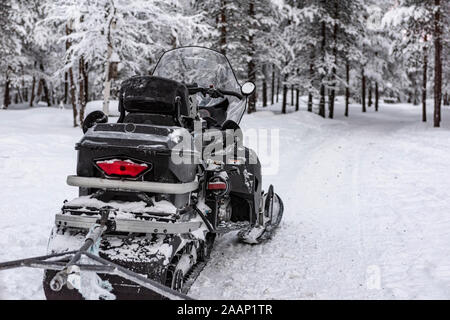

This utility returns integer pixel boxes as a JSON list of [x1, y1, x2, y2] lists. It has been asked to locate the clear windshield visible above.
[[153, 47, 246, 124], [153, 47, 241, 93]]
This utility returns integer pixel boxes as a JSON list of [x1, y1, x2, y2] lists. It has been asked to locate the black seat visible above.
[[123, 113, 177, 126], [119, 76, 190, 123]]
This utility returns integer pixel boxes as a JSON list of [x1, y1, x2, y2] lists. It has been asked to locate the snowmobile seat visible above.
[[119, 76, 190, 124], [122, 113, 178, 126]]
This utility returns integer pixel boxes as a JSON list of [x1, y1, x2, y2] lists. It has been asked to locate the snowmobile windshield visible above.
[[153, 47, 246, 124]]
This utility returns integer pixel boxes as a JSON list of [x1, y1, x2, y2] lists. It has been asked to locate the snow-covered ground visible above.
[[1, 98, 450, 299]]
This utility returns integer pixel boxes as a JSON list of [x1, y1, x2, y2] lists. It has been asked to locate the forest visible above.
[[0, 0, 449, 127]]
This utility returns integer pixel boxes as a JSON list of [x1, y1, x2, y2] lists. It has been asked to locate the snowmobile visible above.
[[0, 46, 283, 300]]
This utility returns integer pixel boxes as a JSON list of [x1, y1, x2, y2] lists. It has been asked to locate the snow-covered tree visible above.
[[1, 0, 448, 127], [384, 0, 447, 127], [383, 0, 434, 121], [275, 0, 365, 118], [44, 0, 212, 124], [0, 0, 23, 109], [198, 0, 279, 113]]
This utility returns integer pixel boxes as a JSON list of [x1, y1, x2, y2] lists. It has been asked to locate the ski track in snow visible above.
[[1, 100, 450, 299]]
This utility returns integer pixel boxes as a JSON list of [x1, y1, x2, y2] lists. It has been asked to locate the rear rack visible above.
[[62, 206, 175, 221], [0, 208, 191, 300], [56, 213, 203, 235]]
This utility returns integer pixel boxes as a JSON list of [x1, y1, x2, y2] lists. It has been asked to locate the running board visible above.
[[67, 175, 199, 194], [55, 214, 203, 235]]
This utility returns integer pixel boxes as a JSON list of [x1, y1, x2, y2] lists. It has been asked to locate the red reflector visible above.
[[207, 182, 227, 190], [96, 160, 148, 178]]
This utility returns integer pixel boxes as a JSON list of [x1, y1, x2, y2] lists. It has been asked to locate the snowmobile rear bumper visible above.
[[67, 175, 199, 194]]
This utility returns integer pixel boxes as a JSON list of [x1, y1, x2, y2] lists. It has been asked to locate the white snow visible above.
[[64, 196, 177, 216], [1, 99, 450, 299], [85, 100, 120, 117]]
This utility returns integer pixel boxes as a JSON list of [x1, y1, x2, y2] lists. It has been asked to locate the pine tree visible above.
[[384, 0, 435, 122]]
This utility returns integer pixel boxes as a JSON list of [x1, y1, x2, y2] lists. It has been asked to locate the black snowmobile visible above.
[[0, 47, 283, 300]]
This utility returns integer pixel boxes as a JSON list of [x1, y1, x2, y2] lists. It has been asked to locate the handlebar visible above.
[[187, 85, 243, 100]]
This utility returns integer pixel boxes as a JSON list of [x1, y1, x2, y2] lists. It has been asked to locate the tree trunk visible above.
[[308, 51, 314, 113], [262, 64, 268, 107], [4, 80, 10, 109], [66, 20, 77, 126], [51, 86, 56, 105], [30, 75, 36, 107], [16, 88, 22, 103], [295, 88, 299, 111], [361, 67, 366, 112], [103, 45, 113, 115], [219, 0, 227, 55], [38, 63, 51, 107], [36, 76, 42, 100], [41, 78, 51, 107], [271, 65, 275, 105], [64, 72, 68, 104], [4, 66, 11, 109], [319, 85, 326, 117], [433, 0, 442, 128], [68, 67, 78, 127], [308, 93, 313, 112], [329, 7, 338, 119], [22, 69, 27, 102], [345, 62, 350, 117], [84, 62, 89, 104], [247, 1, 256, 114], [79, 57, 88, 125], [103, 5, 116, 116], [79, 75, 84, 123], [282, 75, 287, 114], [276, 73, 280, 103], [368, 81, 372, 107], [413, 89, 419, 106], [290, 84, 294, 106], [329, 89, 335, 119], [319, 21, 326, 118], [64, 23, 71, 105], [375, 82, 379, 112]]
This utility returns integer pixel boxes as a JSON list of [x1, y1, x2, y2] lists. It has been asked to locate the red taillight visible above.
[[207, 181, 227, 190], [96, 159, 148, 178]]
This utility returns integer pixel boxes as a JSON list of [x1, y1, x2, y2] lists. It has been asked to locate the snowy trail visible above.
[[191, 100, 450, 300], [1, 101, 450, 299]]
